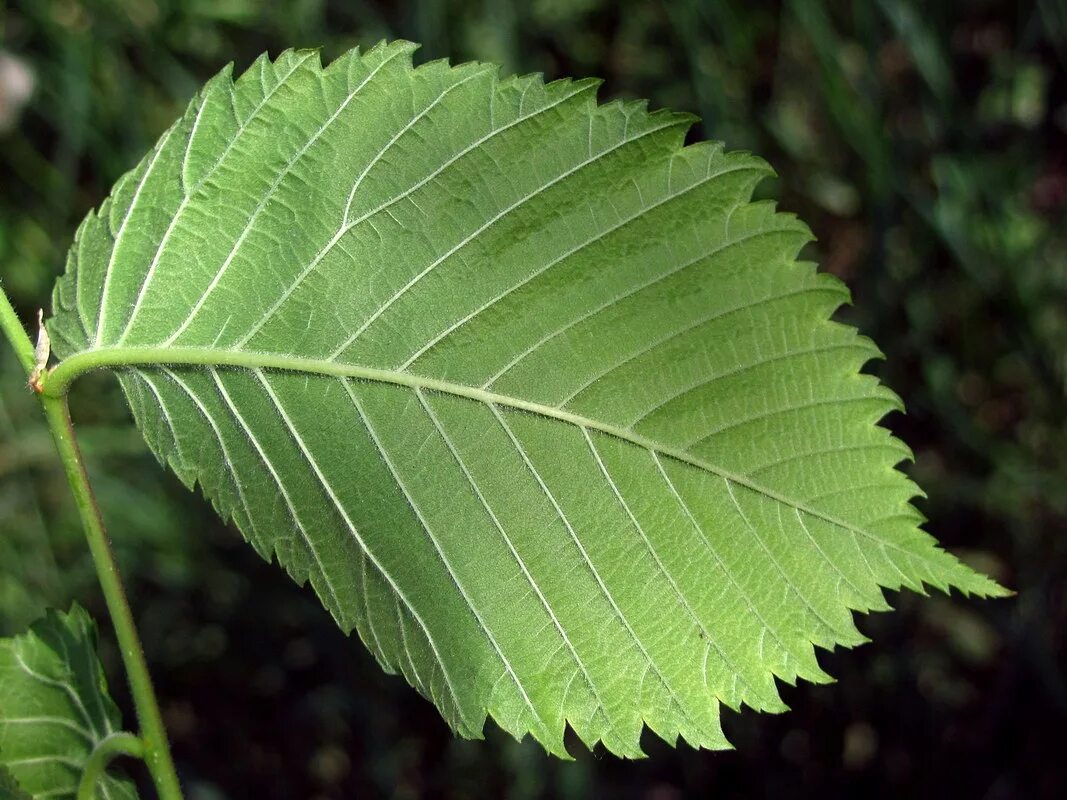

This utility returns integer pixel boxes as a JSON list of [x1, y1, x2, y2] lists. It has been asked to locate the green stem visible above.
[[41, 395, 183, 799], [0, 289, 183, 800], [76, 732, 145, 800], [0, 285, 36, 375]]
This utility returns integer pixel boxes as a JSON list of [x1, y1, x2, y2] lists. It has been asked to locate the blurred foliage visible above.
[[0, 0, 1064, 798]]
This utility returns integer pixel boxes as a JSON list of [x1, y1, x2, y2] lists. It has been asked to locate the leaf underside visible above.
[[48, 41, 1005, 757], [0, 607, 137, 799]]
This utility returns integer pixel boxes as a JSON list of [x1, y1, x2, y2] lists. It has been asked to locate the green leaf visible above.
[[0, 606, 138, 799], [45, 42, 1006, 756], [0, 765, 33, 800]]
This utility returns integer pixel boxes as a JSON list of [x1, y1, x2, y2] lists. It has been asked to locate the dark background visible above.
[[1, 1, 1064, 798]]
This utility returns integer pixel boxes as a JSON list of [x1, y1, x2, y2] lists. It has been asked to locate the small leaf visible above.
[[46, 42, 1007, 756], [0, 606, 138, 799]]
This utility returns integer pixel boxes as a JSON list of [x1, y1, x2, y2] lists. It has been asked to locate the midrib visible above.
[[45, 344, 910, 555]]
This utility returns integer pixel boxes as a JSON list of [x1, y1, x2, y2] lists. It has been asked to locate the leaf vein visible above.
[[160, 46, 406, 347], [10, 653, 96, 735], [402, 162, 765, 372], [255, 371, 467, 725], [52, 347, 935, 571], [208, 368, 344, 615], [344, 379, 549, 735], [490, 405, 701, 730], [94, 122, 179, 346], [627, 342, 870, 430], [114, 52, 317, 346], [417, 388, 606, 727], [326, 117, 687, 361], [651, 453, 801, 670], [582, 427, 756, 708]]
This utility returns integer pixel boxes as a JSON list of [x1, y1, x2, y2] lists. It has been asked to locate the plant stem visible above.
[[0, 288, 183, 800], [0, 284, 36, 375], [76, 732, 146, 800], [41, 395, 183, 799]]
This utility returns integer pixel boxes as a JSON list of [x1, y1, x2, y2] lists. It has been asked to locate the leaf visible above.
[[0, 766, 33, 800], [0, 606, 138, 799], [45, 42, 1007, 756]]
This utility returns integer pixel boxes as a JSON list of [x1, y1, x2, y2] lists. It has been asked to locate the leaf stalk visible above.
[[76, 732, 146, 800]]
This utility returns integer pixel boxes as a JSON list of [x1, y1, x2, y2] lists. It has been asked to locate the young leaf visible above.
[[45, 42, 1006, 756], [0, 606, 138, 799]]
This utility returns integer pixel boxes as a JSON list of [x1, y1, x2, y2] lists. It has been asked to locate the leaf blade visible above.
[[0, 607, 139, 799], [47, 42, 1007, 757]]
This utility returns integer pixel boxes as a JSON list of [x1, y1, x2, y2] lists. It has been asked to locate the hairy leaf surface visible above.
[[46, 42, 1006, 756], [0, 607, 137, 799]]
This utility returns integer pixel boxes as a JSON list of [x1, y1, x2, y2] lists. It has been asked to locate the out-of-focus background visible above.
[[0, 1, 1063, 797]]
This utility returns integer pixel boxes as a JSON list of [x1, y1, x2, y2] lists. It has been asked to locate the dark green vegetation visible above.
[[1, 1, 1063, 798]]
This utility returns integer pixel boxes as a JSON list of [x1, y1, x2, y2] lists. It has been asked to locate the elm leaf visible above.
[[46, 42, 1007, 757]]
